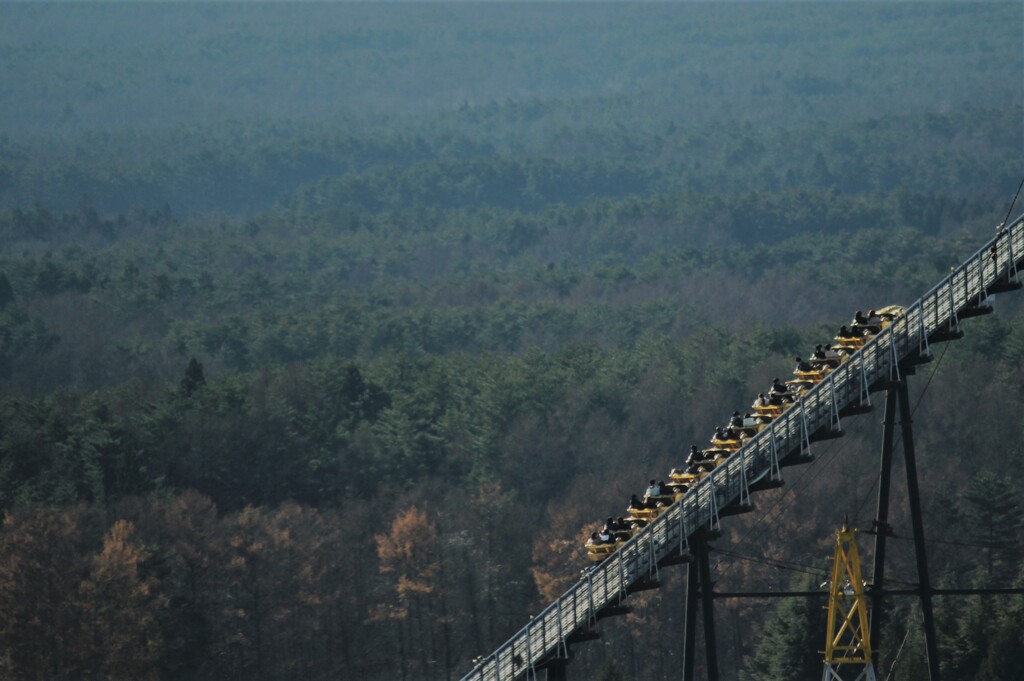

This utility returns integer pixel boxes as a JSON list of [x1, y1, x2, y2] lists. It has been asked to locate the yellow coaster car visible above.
[[644, 492, 676, 509], [834, 334, 867, 350], [793, 367, 829, 381], [709, 437, 742, 451], [785, 378, 817, 395], [626, 501, 662, 521], [670, 467, 704, 484], [628, 507, 660, 521], [702, 448, 732, 467], [744, 414, 773, 432], [874, 305, 905, 327], [585, 537, 623, 562], [851, 305, 906, 340], [812, 350, 847, 369], [753, 402, 785, 418]]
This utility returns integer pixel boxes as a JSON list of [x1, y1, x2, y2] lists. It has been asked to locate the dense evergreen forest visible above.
[[1, 3, 1022, 680]]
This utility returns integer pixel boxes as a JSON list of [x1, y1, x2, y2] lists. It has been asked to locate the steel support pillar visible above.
[[682, 532, 719, 681], [698, 539, 720, 681], [683, 546, 699, 681], [897, 379, 941, 681], [869, 380, 941, 680], [870, 387, 898, 653]]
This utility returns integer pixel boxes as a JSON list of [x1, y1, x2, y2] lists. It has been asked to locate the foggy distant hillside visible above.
[[1, 3, 1021, 215], [2, 3, 1020, 135]]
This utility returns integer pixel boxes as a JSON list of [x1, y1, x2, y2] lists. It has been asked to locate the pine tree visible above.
[[0, 271, 13, 309], [740, 575, 825, 681], [180, 357, 206, 397], [598, 659, 625, 681], [962, 470, 1022, 581], [80, 519, 167, 679]]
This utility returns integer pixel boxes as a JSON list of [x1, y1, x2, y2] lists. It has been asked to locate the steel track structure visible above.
[[459, 215, 1024, 681]]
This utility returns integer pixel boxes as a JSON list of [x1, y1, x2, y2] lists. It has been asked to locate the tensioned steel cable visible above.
[[890, 534, 1018, 551], [713, 547, 919, 588], [714, 547, 829, 578], [883, 627, 913, 681]]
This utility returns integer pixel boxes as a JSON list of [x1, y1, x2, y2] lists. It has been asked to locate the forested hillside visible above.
[[0, 3, 1022, 680]]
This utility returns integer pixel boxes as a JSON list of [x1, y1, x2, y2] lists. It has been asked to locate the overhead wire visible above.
[[713, 547, 829, 580], [715, 547, 920, 589], [998, 174, 1024, 234], [889, 534, 1016, 551], [883, 628, 913, 681]]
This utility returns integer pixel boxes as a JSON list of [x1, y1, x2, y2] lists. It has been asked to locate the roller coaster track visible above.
[[459, 215, 1024, 681]]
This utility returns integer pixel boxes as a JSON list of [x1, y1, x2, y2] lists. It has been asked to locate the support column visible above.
[[682, 532, 720, 681], [897, 380, 941, 681], [698, 538, 720, 681], [683, 543, 700, 681], [870, 387, 898, 652]]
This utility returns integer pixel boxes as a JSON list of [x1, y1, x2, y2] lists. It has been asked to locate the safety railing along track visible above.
[[461, 216, 1024, 681]]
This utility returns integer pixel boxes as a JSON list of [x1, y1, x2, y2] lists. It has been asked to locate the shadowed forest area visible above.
[[1, 3, 1023, 680]]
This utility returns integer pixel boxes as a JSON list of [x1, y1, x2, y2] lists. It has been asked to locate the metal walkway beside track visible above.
[[460, 215, 1024, 681]]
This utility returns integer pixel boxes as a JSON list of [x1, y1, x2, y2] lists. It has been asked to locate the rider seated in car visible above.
[[864, 309, 884, 332], [794, 356, 814, 373], [811, 345, 837, 369], [610, 517, 632, 540]]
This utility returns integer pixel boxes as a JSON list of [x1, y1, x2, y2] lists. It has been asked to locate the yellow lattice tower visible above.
[[822, 525, 877, 681]]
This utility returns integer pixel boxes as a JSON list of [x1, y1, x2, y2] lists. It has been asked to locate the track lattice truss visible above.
[[461, 215, 1024, 681]]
